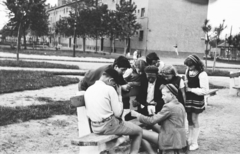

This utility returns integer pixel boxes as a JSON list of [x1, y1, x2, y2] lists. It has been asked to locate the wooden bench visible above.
[[229, 71, 240, 96], [70, 92, 143, 154]]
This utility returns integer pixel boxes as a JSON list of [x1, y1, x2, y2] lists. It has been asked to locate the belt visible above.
[[91, 115, 113, 125], [146, 103, 156, 106]]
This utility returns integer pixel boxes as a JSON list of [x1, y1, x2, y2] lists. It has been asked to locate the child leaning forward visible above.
[[131, 84, 187, 154]]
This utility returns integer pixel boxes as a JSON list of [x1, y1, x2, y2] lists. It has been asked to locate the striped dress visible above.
[[185, 70, 205, 113]]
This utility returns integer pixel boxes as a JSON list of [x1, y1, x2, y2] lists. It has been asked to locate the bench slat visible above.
[[230, 71, 240, 78], [71, 119, 143, 147], [233, 86, 240, 89], [71, 133, 119, 146]]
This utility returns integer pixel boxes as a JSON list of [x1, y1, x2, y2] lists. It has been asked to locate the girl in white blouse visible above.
[[183, 54, 209, 151]]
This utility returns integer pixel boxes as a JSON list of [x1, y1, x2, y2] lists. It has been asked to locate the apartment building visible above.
[[47, 0, 208, 55]]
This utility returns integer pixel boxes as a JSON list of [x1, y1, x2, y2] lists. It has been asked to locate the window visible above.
[[139, 30, 144, 41], [141, 8, 145, 17]]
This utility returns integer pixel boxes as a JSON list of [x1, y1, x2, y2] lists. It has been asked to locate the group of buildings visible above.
[[46, 0, 209, 56]]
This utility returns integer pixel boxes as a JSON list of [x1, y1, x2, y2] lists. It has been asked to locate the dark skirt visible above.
[[185, 99, 205, 113]]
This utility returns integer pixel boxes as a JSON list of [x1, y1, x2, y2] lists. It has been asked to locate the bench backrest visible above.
[[70, 91, 91, 137]]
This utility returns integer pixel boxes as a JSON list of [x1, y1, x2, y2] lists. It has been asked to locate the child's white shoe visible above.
[[189, 143, 199, 151]]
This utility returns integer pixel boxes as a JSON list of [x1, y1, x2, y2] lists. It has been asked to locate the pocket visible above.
[[103, 117, 119, 134], [161, 133, 174, 147]]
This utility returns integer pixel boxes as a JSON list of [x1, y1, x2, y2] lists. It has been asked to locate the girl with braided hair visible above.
[[183, 54, 209, 151]]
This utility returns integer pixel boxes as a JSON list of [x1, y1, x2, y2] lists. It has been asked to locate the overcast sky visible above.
[[1, 0, 240, 38]]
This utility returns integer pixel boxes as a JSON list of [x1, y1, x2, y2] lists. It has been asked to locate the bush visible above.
[[0, 70, 79, 94], [0, 60, 79, 69]]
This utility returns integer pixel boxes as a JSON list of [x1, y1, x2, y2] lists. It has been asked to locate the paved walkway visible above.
[[0, 51, 239, 74]]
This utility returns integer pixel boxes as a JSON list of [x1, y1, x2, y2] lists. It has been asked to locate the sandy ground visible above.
[[1, 77, 240, 154]]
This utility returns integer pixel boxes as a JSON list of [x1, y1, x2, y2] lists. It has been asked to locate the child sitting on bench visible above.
[[131, 84, 187, 154]]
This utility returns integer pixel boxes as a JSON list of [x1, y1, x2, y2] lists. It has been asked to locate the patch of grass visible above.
[[0, 100, 76, 126], [0, 60, 79, 69], [174, 65, 230, 77], [0, 46, 122, 59], [0, 70, 79, 94]]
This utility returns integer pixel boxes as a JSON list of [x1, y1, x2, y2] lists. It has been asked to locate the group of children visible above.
[[80, 51, 209, 154], [123, 52, 209, 153]]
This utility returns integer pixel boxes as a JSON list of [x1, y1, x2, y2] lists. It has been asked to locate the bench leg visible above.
[[79, 146, 101, 154]]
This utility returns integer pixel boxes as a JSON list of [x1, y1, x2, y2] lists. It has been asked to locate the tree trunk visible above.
[[110, 37, 113, 54], [113, 39, 115, 53], [23, 28, 27, 49], [42, 36, 45, 49], [124, 38, 130, 56], [213, 47, 217, 71], [95, 32, 98, 53], [73, 29, 77, 57], [17, 22, 22, 62], [83, 37, 86, 53], [205, 43, 208, 69]]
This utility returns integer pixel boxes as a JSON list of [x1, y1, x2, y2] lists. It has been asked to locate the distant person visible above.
[[131, 84, 187, 154], [146, 52, 165, 73], [79, 56, 131, 93], [160, 64, 186, 105], [84, 67, 143, 154], [133, 50, 141, 62], [183, 54, 209, 151]]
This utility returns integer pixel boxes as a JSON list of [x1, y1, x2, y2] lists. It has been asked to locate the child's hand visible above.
[[132, 99, 140, 107], [121, 84, 131, 92], [131, 110, 140, 118]]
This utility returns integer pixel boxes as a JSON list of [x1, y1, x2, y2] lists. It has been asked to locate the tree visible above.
[[4, 0, 48, 61], [201, 19, 212, 68], [116, 1, 141, 55], [104, 10, 119, 53], [232, 34, 240, 51], [68, 0, 94, 56], [212, 20, 226, 71], [87, 4, 109, 53]]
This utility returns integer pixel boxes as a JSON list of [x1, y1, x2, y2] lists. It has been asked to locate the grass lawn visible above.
[[0, 59, 79, 69], [0, 70, 79, 94], [0, 98, 76, 126]]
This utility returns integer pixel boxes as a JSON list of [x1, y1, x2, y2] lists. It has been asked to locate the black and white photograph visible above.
[[0, 0, 240, 154]]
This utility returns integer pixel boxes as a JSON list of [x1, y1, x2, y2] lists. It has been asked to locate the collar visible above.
[[148, 79, 156, 86]]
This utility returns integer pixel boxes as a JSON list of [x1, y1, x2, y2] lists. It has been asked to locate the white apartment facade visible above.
[[47, 0, 208, 55]]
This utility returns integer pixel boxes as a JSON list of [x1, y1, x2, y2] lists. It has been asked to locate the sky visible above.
[[0, 0, 240, 38], [207, 0, 240, 38], [0, 0, 58, 29]]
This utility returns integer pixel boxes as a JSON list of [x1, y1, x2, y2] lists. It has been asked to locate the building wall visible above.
[[47, 0, 208, 55], [147, 0, 208, 54]]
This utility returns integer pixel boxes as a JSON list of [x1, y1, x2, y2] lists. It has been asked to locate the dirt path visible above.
[[1, 82, 240, 154]]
